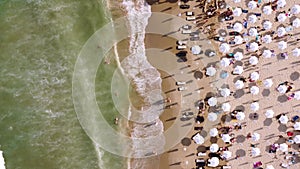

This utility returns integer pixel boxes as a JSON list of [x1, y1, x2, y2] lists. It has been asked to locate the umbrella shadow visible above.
[[275, 137, 287, 144], [277, 95, 288, 103], [235, 149, 246, 157], [249, 113, 259, 120], [218, 29, 227, 37], [236, 134, 246, 143], [262, 89, 271, 97], [235, 105, 245, 111], [197, 145, 207, 153], [204, 49, 217, 57], [221, 114, 231, 123], [181, 137, 192, 146], [278, 124, 287, 132], [233, 61, 244, 67], [290, 71, 300, 81], [210, 137, 218, 143], [234, 89, 245, 99], [200, 130, 208, 138], [194, 71, 204, 79], [263, 118, 273, 126]]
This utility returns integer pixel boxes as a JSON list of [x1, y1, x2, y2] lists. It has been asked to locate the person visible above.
[[114, 117, 119, 125]]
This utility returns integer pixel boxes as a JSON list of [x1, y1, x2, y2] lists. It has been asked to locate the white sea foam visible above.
[[0, 150, 6, 169]]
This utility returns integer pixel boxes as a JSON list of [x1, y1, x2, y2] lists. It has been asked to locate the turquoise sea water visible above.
[[0, 0, 125, 168]]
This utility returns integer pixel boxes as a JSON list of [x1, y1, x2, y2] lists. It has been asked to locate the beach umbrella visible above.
[[251, 147, 260, 156], [235, 80, 244, 89], [191, 45, 201, 55], [277, 27, 286, 37], [293, 91, 300, 100], [292, 18, 300, 28], [192, 133, 204, 144], [292, 48, 300, 57], [265, 109, 274, 118], [250, 72, 259, 81], [278, 41, 287, 50], [219, 43, 230, 54], [248, 1, 257, 10], [233, 66, 243, 75], [277, 0, 286, 8], [234, 52, 243, 61], [236, 111, 245, 120], [234, 36, 243, 44], [249, 56, 259, 65], [279, 115, 288, 124], [263, 79, 273, 88], [208, 157, 219, 167], [222, 103, 231, 112], [233, 0, 241, 3], [248, 27, 258, 37], [293, 122, 300, 130], [222, 151, 232, 159], [249, 42, 258, 52], [277, 85, 287, 94], [222, 134, 231, 143], [248, 14, 257, 24], [291, 5, 300, 15], [210, 143, 219, 153], [263, 6, 272, 15], [262, 49, 273, 58], [250, 86, 259, 95], [266, 165, 275, 169], [262, 35, 272, 44], [233, 22, 243, 32], [252, 132, 260, 141], [208, 97, 217, 106], [209, 128, 218, 137], [250, 102, 259, 111], [293, 135, 300, 144], [263, 20, 272, 30], [220, 58, 231, 67], [279, 143, 288, 152], [277, 13, 287, 22], [233, 7, 242, 16], [206, 66, 217, 77], [208, 112, 218, 122], [220, 88, 231, 97]]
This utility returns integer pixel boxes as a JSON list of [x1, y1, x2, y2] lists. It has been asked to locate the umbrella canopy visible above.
[[279, 143, 288, 152], [279, 115, 288, 124], [222, 134, 231, 143], [263, 49, 273, 58], [233, 0, 241, 3], [249, 56, 259, 65], [209, 128, 218, 137], [249, 42, 258, 52], [208, 97, 217, 106], [220, 88, 231, 97], [220, 58, 231, 67], [250, 86, 259, 95], [262, 35, 272, 44], [234, 36, 243, 44], [206, 66, 217, 77], [222, 103, 231, 112], [222, 151, 232, 159], [219, 43, 230, 53], [277, 27, 286, 37], [250, 102, 259, 111], [252, 132, 260, 141], [210, 143, 219, 153], [292, 48, 300, 57], [233, 66, 243, 75], [208, 157, 219, 167], [233, 22, 243, 32], [191, 45, 201, 55], [265, 109, 274, 118], [293, 91, 300, 100], [277, 13, 287, 22], [293, 135, 300, 144], [292, 18, 300, 28], [263, 79, 273, 88], [277, 0, 286, 8], [278, 41, 287, 50], [233, 7, 242, 16], [263, 6, 272, 15], [294, 122, 300, 130], [250, 72, 259, 81], [236, 111, 245, 120], [248, 1, 257, 10], [291, 5, 300, 14], [249, 27, 258, 37], [235, 80, 244, 89], [248, 14, 257, 24], [208, 112, 218, 122], [251, 147, 260, 156], [234, 52, 243, 61], [277, 84, 287, 94], [266, 165, 275, 169], [263, 20, 272, 30], [192, 133, 204, 144]]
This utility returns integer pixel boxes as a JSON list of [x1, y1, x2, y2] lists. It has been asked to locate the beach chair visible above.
[[197, 152, 206, 156], [222, 166, 232, 169]]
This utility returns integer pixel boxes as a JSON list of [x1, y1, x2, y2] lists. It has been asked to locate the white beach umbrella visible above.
[[278, 41, 287, 50], [234, 52, 243, 61], [279, 143, 288, 152], [233, 7, 242, 16], [266, 165, 275, 169], [236, 111, 245, 120], [233, 22, 243, 32], [206, 66, 217, 77], [293, 91, 300, 100], [208, 97, 217, 106], [208, 157, 219, 167], [250, 86, 259, 95], [193, 133, 204, 144], [277, 0, 286, 8], [291, 5, 300, 14], [263, 49, 273, 58], [233, 0, 241, 3], [250, 102, 259, 112], [235, 80, 244, 89], [294, 122, 300, 130], [248, 15, 257, 24], [292, 48, 300, 57], [233, 66, 243, 75], [220, 58, 230, 67], [252, 132, 260, 141], [277, 27, 286, 37], [222, 151, 232, 159], [263, 79, 273, 88], [191, 45, 201, 55], [210, 143, 219, 153], [250, 72, 259, 81], [249, 56, 259, 65], [222, 103, 231, 112], [292, 18, 300, 28], [248, 1, 257, 10], [265, 109, 274, 118], [279, 115, 288, 124], [222, 134, 231, 143], [249, 27, 258, 37], [262, 35, 272, 44], [209, 128, 218, 137], [293, 135, 300, 144], [234, 36, 243, 44], [277, 85, 287, 94], [220, 88, 231, 97], [249, 42, 259, 52], [219, 43, 230, 54], [208, 112, 218, 122], [277, 13, 287, 22], [263, 20, 272, 30], [251, 147, 261, 157], [0, 151, 5, 169], [263, 6, 273, 15]]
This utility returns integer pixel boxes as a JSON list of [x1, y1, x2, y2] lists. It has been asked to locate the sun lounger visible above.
[[186, 11, 194, 16], [176, 81, 186, 85], [222, 166, 232, 169], [186, 16, 196, 21], [182, 29, 192, 34], [197, 152, 206, 156], [176, 45, 187, 50]]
